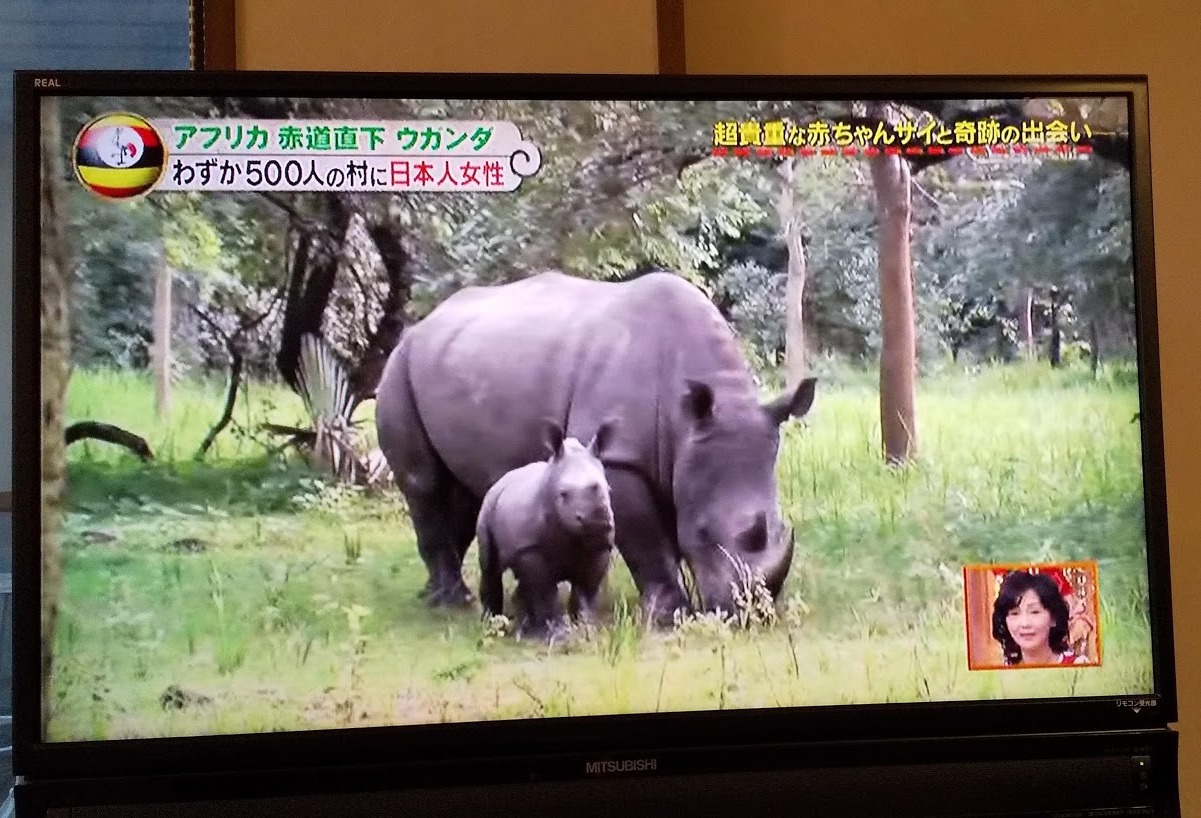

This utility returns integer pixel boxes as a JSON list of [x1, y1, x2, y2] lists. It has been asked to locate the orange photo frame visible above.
[[963, 561, 1102, 670]]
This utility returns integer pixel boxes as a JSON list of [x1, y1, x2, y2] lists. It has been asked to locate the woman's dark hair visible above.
[[991, 570, 1070, 665]]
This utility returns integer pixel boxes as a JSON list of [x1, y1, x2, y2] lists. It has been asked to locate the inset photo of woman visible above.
[[964, 562, 1101, 670]]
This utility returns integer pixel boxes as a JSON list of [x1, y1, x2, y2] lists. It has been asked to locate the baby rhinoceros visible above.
[[477, 421, 617, 640]]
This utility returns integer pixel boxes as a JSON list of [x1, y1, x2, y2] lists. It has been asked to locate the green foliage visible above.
[[912, 155, 1135, 362], [719, 260, 786, 361], [60, 97, 1138, 382], [793, 158, 879, 357], [68, 191, 160, 368], [68, 187, 286, 377], [158, 194, 222, 274], [401, 100, 776, 306]]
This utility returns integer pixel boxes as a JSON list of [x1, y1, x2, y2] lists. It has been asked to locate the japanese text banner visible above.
[[152, 119, 543, 193]]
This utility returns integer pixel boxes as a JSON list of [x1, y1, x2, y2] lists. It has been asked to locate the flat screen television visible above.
[[11, 72, 1176, 785]]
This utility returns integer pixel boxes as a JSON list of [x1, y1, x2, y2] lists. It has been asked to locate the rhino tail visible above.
[[478, 521, 504, 619]]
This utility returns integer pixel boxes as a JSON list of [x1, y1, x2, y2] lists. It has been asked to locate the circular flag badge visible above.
[[73, 113, 166, 199]]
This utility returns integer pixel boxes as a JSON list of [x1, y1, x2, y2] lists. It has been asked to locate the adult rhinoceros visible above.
[[375, 271, 816, 623]]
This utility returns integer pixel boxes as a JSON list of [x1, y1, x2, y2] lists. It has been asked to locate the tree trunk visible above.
[[40, 96, 69, 734], [776, 157, 808, 390], [276, 196, 350, 391], [1019, 286, 1035, 360], [1049, 287, 1062, 368], [276, 195, 412, 405], [1090, 318, 1101, 380], [869, 106, 918, 465], [151, 251, 173, 417], [347, 221, 410, 403]]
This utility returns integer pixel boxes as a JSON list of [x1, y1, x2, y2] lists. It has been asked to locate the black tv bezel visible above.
[[10, 71, 1177, 784], [12, 728, 1185, 815]]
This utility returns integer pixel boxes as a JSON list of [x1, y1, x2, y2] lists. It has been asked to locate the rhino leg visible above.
[[477, 519, 505, 618], [393, 449, 477, 608], [606, 469, 691, 628], [408, 478, 479, 608], [513, 553, 565, 642], [378, 354, 478, 609], [447, 481, 482, 603], [568, 548, 610, 626]]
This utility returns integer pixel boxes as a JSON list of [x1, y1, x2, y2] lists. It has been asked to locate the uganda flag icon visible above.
[[73, 113, 166, 199]]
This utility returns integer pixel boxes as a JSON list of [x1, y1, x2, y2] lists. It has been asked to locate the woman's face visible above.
[[1006, 589, 1055, 654]]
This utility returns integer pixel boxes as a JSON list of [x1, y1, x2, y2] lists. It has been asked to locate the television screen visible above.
[[15, 74, 1173, 770]]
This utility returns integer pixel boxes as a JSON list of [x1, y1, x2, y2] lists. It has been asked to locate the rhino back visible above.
[[480, 461, 549, 551], [401, 271, 754, 497]]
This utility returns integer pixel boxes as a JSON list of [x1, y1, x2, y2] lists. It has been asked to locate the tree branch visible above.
[[189, 302, 231, 345], [674, 148, 711, 179], [65, 422, 154, 461], [241, 287, 284, 334], [195, 342, 244, 459], [258, 192, 322, 231], [261, 423, 318, 446], [912, 177, 942, 209], [190, 289, 278, 458]]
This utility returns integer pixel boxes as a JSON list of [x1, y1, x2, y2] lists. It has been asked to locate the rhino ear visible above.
[[764, 377, 817, 426], [542, 420, 566, 460], [588, 419, 617, 458], [681, 380, 715, 425]]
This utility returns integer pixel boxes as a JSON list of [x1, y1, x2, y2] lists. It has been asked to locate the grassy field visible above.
[[48, 362, 1155, 741]]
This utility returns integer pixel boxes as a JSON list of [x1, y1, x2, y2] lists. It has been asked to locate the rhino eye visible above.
[[559, 489, 569, 500]]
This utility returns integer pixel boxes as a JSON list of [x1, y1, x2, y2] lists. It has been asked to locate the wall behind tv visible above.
[[235, 0, 659, 72], [236, 0, 1200, 811]]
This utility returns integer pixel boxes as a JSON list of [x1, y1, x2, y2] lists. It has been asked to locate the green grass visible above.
[[48, 362, 1154, 741]]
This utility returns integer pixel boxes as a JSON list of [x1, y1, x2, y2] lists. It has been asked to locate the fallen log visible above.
[[65, 421, 153, 461]]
